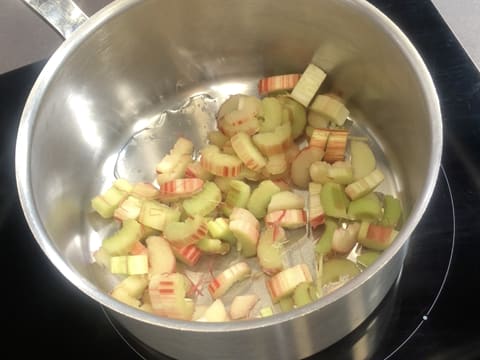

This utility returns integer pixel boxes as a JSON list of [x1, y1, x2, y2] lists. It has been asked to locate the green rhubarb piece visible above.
[[358, 221, 398, 251], [222, 180, 251, 216], [207, 218, 236, 244], [320, 182, 350, 219], [91, 179, 132, 218], [102, 219, 143, 256], [381, 195, 402, 228], [357, 250, 381, 268], [196, 238, 230, 255], [260, 307, 274, 317], [278, 96, 307, 139], [328, 163, 354, 185], [321, 258, 360, 285], [110, 256, 128, 274], [293, 282, 316, 307], [315, 218, 337, 256], [257, 227, 284, 274], [247, 180, 281, 218], [347, 193, 382, 221], [260, 97, 283, 132], [183, 181, 221, 217], [279, 297, 294, 312], [138, 200, 180, 231]]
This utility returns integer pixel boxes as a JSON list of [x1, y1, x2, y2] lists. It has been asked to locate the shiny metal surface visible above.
[[15, 0, 442, 359], [22, 0, 88, 38]]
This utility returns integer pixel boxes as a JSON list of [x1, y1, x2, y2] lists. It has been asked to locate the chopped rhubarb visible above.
[[258, 74, 301, 96], [291, 146, 325, 189], [309, 183, 325, 229], [257, 226, 285, 275], [278, 96, 307, 140], [155, 137, 193, 174], [266, 264, 313, 303], [290, 64, 327, 107], [347, 193, 382, 221], [259, 97, 283, 132], [171, 244, 202, 267], [146, 236, 176, 275], [207, 218, 236, 244], [197, 238, 230, 255], [207, 130, 229, 148], [265, 153, 288, 176], [309, 128, 330, 150], [138, 200, 181, 231], [315, 219, 337, 256], [252, 121, 292, 156], [357, 250, 381, 268], [197, 299, 229, 322], [131, 182, 159, 200], [157, 178, 204, 202], [113, 275, 148, 299], [331, 222, 360, 254], [164, 215, 208, 247], [293, 282, 317, 307], [345, 169, 385, 200], [222, 180, 251, 216], [350, 140, 376, 180], [247, 180, 281, 218], [91, 178, 132, 218], [229, 208, 260, 257], [320, 182, 350, 219], [200, 145, 243, 178], [102, 219, 144, 256], [358, 221, 398, 251], [110, 254, 149, 275], [217, 95, 261, 136], [381, 195, 402, 228], [182, 181, 222, 217], [114, 195, 143, 221], [185, 161, 213, 181], [323, 130, 348, 163], [149, 273, 194, 320], [229, 294, 259, 320], [231, 132, 266, 172], [309, 94, 349, 126], [208, 262, 251, 299], [321, 258, 360, 286], [267, 191, 305, 213], [265, 209, 307, 229]]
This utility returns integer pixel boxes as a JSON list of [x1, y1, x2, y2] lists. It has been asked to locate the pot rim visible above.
[[15, 0, 442, 332]]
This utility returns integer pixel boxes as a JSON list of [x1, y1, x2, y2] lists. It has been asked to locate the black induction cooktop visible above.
[[3, 0, 480, 358]]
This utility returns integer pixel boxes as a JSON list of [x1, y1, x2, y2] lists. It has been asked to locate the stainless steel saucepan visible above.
[[16, 0, 442, 359]]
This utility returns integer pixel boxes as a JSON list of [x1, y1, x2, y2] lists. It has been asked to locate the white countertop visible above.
[[1, 0, 478, 74]]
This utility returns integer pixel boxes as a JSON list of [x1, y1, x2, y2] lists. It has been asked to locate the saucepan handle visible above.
[[22, 0, 89, 39]]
